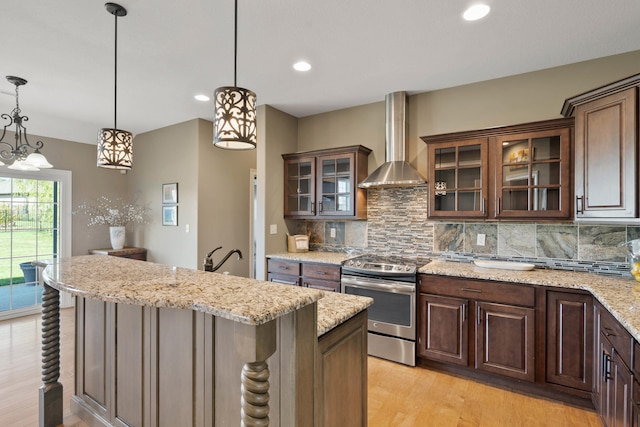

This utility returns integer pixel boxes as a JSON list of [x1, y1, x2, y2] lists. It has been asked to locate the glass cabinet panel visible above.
[[318, 154, 354, 215], [496, 127, 569, 218], [284, 158, 315, 216], [429, 140, 487, 218]]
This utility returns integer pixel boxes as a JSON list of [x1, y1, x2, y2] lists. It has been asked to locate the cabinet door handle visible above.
[[496, 197, 501, 215], [319, 201, 323, 213], [576, 196, 584, 215], [462, 303, 467, 322], [477, 305, 481, 325], [604, 353, 612, 382], [481, 198, 486, 215], [311, 200, 315, 215]]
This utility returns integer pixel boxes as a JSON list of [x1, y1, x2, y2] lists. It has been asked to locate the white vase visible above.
[[109, 226, 126, 250]]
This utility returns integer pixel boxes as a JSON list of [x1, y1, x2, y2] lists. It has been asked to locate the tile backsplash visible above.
[[289, 186, 637, 276]]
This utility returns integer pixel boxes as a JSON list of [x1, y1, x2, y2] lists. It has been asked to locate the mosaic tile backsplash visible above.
[[288, 186, 638, 276]]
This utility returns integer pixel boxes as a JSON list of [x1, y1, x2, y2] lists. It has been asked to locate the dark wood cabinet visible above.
[[417, 293, 468, 366], [476, 301, 535, 382], [595, 302, 634, 427], [422, 118, 573, 220], [417, 274, 536, 382], [267, 258, 341, 292], [282, 145, 371, 219], [89, 247, 147, 261], [562, 73, 640, 219], [427, 138, 489, 218], [546, 290, 593, 392]]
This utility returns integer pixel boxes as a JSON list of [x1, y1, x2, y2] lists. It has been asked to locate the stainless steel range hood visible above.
[[359, 91, 426, 188]]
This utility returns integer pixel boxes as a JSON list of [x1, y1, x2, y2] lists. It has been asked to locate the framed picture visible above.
[[162, 183, 178, 204], [162, 205, 178, 226]]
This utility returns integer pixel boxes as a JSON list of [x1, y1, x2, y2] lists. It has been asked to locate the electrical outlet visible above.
[[330, 228, 336, 238], [477, 233, 486, 246], [185, 224, 189, 233], [270, 224, 277, 234]]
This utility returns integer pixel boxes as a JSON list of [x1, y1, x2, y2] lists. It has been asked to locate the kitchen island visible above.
[[39, 255, 371, 427]]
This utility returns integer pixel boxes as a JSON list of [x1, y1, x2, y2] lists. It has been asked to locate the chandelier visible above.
[[213, 0, 257, 150], [0, 76, 53, 171], [97, 2, 133, 169]]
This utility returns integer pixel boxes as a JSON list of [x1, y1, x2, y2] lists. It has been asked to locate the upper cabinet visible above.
[[282, 145, 371, 219], [562, 74, 640, 219], [422, 118, 573, 220]]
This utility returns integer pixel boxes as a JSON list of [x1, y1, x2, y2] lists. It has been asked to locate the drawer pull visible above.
[[603, 327, 616, 337], [461, 288, 482, 293]]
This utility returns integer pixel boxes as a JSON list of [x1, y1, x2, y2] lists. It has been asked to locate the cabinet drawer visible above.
[[302, 263, 340, 281], [267, 260, 301, 276], [418, 275, 535, 307], [268, 273, 300, 286], [600, 307, 632, 368], [303, 277, 340, 292]]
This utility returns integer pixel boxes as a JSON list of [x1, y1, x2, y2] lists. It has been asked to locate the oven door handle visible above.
[[341, 277, 415, 295]]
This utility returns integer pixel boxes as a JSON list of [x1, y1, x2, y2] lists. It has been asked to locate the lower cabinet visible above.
[[267, 258, 341, 292], [417, 275, 536, 382], [546, 290, 594, 392], [596, 302, 634, 427], [417, 293, 468, 366], [476, 301, 535, 382]]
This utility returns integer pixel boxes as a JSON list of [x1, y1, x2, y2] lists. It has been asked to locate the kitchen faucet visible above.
[[203, 247, 243, 272]]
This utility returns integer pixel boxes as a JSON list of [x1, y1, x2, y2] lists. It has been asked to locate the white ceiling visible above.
[[1, 0, 639, 145]]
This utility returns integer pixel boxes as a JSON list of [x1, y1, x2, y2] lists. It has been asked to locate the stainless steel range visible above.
[[341, 254, 427, 366]]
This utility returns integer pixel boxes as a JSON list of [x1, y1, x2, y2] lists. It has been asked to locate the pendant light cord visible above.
[[234, 0, 238, 87], [114, 11, 119, 130]]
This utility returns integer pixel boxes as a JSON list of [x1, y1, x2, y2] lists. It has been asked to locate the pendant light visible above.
[[213, 0, 257, 150], [0, 76, 53, 171], [97, 2, 133, 169]]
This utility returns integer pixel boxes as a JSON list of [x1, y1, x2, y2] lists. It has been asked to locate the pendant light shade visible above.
[[97, 2, 133, 169], [213, 86, 257, 149], [213, 0, 257, 150]]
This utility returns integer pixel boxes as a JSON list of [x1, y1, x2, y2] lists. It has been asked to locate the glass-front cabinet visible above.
[[422, 118, 573, 220], [318, 153, 355, 216], [282, 145, 371, 219], [284, 156, 316, 216], [496, 128, 571, 219], [429, 138, 489, 218]]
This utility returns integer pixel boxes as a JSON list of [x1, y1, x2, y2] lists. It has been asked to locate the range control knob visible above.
[[405, 265, 412, 271]]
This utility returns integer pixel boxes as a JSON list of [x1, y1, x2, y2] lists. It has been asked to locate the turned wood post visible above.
[[234, 320, 277, 427], [39, 283, 63, 427]]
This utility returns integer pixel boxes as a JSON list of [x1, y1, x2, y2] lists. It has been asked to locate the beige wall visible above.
[[196, 119, 256, 277], [128, 120, 200, 268], [256, 105, 298, 280], [296, 50, 640, 180]]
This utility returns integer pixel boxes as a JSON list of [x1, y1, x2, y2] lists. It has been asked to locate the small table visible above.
[[89, 247, 147, 261]]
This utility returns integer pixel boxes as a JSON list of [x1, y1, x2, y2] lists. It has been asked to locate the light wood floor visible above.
[[0, 309, 601, 427]]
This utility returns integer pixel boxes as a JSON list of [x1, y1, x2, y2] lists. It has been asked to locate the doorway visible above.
[[0, 169, 71, 320]]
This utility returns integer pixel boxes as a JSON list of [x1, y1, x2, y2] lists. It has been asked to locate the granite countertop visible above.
[[267, 252, 353, 265], [42, 255, 370, 329], [420, 259, 640, 342]]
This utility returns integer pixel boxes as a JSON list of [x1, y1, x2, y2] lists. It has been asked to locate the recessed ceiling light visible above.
[[463, 4, 490, 21], [293, 61, 312, 72], [194, 94, 210, 102]]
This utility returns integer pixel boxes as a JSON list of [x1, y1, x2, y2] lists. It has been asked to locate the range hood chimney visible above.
[[359, 91, 426, 188]]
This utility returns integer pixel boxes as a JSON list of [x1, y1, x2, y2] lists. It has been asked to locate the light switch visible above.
[[330, 228, 336, 238], [270, 224, 277, 234], [477, 233, 486, 246], [185, 224, 190, 233]]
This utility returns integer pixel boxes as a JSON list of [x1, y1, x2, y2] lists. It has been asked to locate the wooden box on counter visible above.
[[89, 247, 147, 261]]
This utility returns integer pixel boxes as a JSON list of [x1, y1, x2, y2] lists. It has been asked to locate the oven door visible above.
[[341, 274, 416, 341]]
